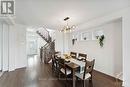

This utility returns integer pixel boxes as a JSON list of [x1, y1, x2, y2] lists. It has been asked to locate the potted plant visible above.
[[96, 35, 105, 47]]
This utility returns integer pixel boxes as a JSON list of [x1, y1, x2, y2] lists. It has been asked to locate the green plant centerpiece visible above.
[[97, 35, 105, 47]]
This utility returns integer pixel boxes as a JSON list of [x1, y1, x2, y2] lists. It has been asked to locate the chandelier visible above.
[[60, 17, 76, 33]]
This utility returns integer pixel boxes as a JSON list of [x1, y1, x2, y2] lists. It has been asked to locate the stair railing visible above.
[[37, 27, 55, 63], [36, 26, 51, 43]]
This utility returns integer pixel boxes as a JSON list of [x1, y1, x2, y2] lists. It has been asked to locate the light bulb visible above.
[[72, 25, 76, 29], [66, 25, 69, 29]]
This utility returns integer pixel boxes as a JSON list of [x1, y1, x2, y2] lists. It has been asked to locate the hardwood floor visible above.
[[0, 55, 122, 87]]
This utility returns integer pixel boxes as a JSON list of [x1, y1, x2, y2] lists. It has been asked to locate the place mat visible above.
[[66, 62, 79, 69]]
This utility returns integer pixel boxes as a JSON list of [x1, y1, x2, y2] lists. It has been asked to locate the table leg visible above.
[[73, 69, 75, 87]]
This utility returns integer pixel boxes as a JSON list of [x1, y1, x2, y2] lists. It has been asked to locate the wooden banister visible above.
[[37, 27, 55, 63]]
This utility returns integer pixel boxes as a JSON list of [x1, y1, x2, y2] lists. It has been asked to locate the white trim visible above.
[[0, 71, 4, 77]]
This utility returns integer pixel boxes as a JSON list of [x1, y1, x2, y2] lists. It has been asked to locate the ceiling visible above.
[[15, 0, 130, 30]]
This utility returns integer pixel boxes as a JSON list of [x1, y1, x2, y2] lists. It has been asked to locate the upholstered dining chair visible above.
[[78, 53, 87, 62], [58, 58, 71, 87], [75, 59, 95, 87], [70, 52, 77, 59]]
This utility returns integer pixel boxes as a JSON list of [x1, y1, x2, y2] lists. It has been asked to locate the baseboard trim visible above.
[[94, 70, 122, 82], [0, 71, 4, 78], [15, 67, 27, 70]]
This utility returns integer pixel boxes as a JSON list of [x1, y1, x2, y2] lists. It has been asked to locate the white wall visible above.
[[0, 22, 14, 71], [113, 20, 122, 77], [69, 20, 122, 78], [66, 7, 130, 86], [14, 24, 27, 69], [55, 31, 64, 53], [63, 33, 70, 54], [122, 9, 130, 87], [0, 23, 27, 71], [0, 23, 2, 70], [55, 31, 70, 54], [2, 23, 9, 71], [9, 25, 16, 71]]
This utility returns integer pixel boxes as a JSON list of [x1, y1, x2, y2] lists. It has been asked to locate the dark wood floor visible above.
[[0, 55, 122, 87]]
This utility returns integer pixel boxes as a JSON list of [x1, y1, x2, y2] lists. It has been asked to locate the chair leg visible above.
[[89, 78, 92, 83], [65, 78, 67, 87], [89, 79, 93, 87], [83, 80, 85, 87], [58, 73, 60, 80], [82, 80, 84, 87]]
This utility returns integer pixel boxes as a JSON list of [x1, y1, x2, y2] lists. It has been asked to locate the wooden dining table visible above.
[[60, 55, 86, 87]]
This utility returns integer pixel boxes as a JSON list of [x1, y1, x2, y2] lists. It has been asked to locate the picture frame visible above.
[[81, 32, 91, 41]]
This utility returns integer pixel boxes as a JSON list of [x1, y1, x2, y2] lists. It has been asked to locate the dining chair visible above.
[[70, 52, 77, 59], [78, 53, 87, 62], [58, 58, 71, 87], [52, 54, 58, 74], [55, 51, 61, 56], [75, 59, 95, 87]]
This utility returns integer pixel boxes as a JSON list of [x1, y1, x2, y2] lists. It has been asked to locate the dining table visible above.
[[60, 54, 86, 87]]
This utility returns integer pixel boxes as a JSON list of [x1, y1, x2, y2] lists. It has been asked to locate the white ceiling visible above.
[[15, 0, 130, 30]]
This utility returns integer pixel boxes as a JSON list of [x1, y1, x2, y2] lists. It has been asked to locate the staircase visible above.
[[36, 28, 51, 43], [37, 27, 55, 63]]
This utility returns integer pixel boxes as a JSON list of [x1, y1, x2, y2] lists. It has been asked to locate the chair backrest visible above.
[[58, 58, 65, 69], [70, 52, 77, 59], [78, 53, 87, 61], [83, 59, 95, 79], [55, 51, 61, 57], [52, 54, 58, 66], [55, 51, 61, 54], [58, 58, 69, 76]]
